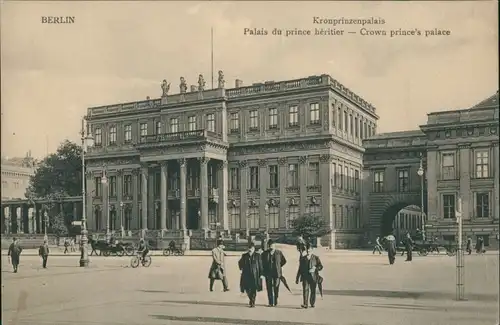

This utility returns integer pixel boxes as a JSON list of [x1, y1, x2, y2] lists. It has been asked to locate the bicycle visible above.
[[130, 252, 152, 268]]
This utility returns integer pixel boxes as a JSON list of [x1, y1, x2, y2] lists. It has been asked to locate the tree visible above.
[[26, 140, 83, 199], [291, 214, 331, 238], [50, 212, 69, 240]]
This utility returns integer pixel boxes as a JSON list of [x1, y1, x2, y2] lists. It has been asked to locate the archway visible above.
[[381, 203, 426, 242]]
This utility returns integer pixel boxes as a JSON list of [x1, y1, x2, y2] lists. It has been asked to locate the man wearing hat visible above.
[[208, 239, 229, 292], [296, 244, 323, 309], [7, 237, 23, 273], [261, 239, 287, 307]]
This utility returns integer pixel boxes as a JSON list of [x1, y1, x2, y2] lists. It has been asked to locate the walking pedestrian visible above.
[[296, 235, 306, 258], [404, 233, 413, 262], [7, 237, 23, 273], [373, 236, 383, 255], [39, 239, 50, 268], [238, 242, 264, 308], [296, 244, 323, 309], [385, 234, 397, 265], [208, 240, 229, 292], [466, 237, 472, 255], [261, 239, 287, 307], [63, 238, 70, 254]]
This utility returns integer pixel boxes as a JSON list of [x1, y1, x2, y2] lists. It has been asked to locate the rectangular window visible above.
[[154, 172, 161, 197], [109, 176, 117, 196], [344, 112, 348, 133], [332, 163, 337, 187], [363, 122, 367, 139], [156, 121, 162, 135], [248, 207, 260, 229], [305, 204, 321, 216], [123, 175, 132, 196], [359, 119, 363, 139], [354, 170, 360, 193], [441, 153, 455, 180], [309, 103, 320, 124], [268, 206, 279, 229], [289, 106, 299, 126], [169, 171, 179, 190], [287, 164, 299, 187], [350, 168, 355, 191], [188, 116, 196, 131], [269, 165, 279, 189], [229, 168, 240, 190], [338, 107, 343, 131], [140, 123, 148, 142], [94, 128, 102, 145], [229, 207, 240, 229], [475, 150, 489, 178], [374, 170, 384, 193], [249, 166, 259, 189], [308, 162, 320, 186], [109, 125, 117, 145], [354, 117, 359, 138], [331, 104, 336, 126], [443, 194, 456, 219], [269, 108, 278, 129], [94, 177, 102, 196], [338, 164, 343, 189], [230, 112, 239, 132], [124, 125, 132, 142], [344, 166, 349, 190], [398, 169, 410, 192], [169, 118, 179, 133], [475, 192, 489, 218], [287, 206, 299, 229], [349, 114, 353, 136], [206, 113, 215, 132], [249, 110, 259, 130]]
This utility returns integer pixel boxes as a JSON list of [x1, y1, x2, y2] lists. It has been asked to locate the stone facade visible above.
[[83, 74, 379, 248], [363, 91, 499, 247], [1, 154, 36, 201]]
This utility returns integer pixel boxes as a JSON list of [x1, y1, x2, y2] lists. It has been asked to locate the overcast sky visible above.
[[1, 1, 498, 159]]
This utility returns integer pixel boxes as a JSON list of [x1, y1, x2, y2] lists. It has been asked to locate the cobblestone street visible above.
[[1, 250, 498, 325]]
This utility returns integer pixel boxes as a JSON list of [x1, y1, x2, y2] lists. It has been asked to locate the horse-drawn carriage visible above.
[[90, 239, 136, 256], [413, 238, 456, 257]]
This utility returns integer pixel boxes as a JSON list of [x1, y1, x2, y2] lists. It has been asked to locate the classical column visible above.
[[23, 204, 30, 233], [199, 157, 209, 230], [160, 162, 168, 230], [35, 204, 41, 234], [132, 169, 139, 229], [1, 206, 5, 234], [320, 154, 335, 249], [116, 170, 123, 230], [258, 159, 268, 228], [179, 158, 187, 231], [148, 169, 155, 229], [426, 150, 438, 222], [299, 156, 308, 216], [278, 157, 287, 228], [239, 160, 249, 232], [86, 171, 94, 231], [218, 160, 229, 230], [141, 164, 148, 230], [458, 144, 471, 219], [493, 142, 499, 220]]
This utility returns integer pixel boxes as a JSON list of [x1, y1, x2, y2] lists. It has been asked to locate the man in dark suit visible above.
[[404, 232, 413, 262], [7, 237, 23, 273], [38, 239, 50, 268], [296, 245, 323, 309], [261, 239, 287, 307], [238, 242, 264, 308]]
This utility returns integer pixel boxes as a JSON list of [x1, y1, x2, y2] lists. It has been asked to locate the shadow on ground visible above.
[[150, 314, 325, 325], [157, 299, 301, 310], [323, 289, 497, 302]]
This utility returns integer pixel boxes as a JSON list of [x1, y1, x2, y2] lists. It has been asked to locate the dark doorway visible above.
[[187, 200, 200, 230], [381, 204, 425, 242]]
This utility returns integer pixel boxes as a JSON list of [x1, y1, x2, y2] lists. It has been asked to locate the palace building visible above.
[[83, 73, 378, 247]]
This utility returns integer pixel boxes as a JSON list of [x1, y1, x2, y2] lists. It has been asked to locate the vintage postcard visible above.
[[1, 1, 498, 325]]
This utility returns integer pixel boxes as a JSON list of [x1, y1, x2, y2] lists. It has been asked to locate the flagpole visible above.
[[211, 27, 214, 89]]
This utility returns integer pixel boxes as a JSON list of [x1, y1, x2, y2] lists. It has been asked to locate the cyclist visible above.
[[137, 238, 150, 260]]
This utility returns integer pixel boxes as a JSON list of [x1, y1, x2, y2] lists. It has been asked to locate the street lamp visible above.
[[417, 155, 425, 241], [101, 171, 110, 243], [80, 117, 94, 267], [120, 201, 124, 238], [43, 211, 48, 241]]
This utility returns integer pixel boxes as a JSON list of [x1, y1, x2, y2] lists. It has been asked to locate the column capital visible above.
[[198, 157, 209, 165], [160, 161, 168, 168], [116, 169, 123, 176], [140, 162, 149, 171], [298, 155, 308, 164], [178, 158, 187, 167], [457, 143, 471, 150], [217, 160, 228, 170], [258, 159, 268, 167], [238, 160, 248, 168], [278, 157, 287, 166], [319, 154, 332, 163], [492, 141, 499, 147]]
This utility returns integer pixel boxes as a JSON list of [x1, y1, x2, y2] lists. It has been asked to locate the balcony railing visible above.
[[139, 129, 219, 144]]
